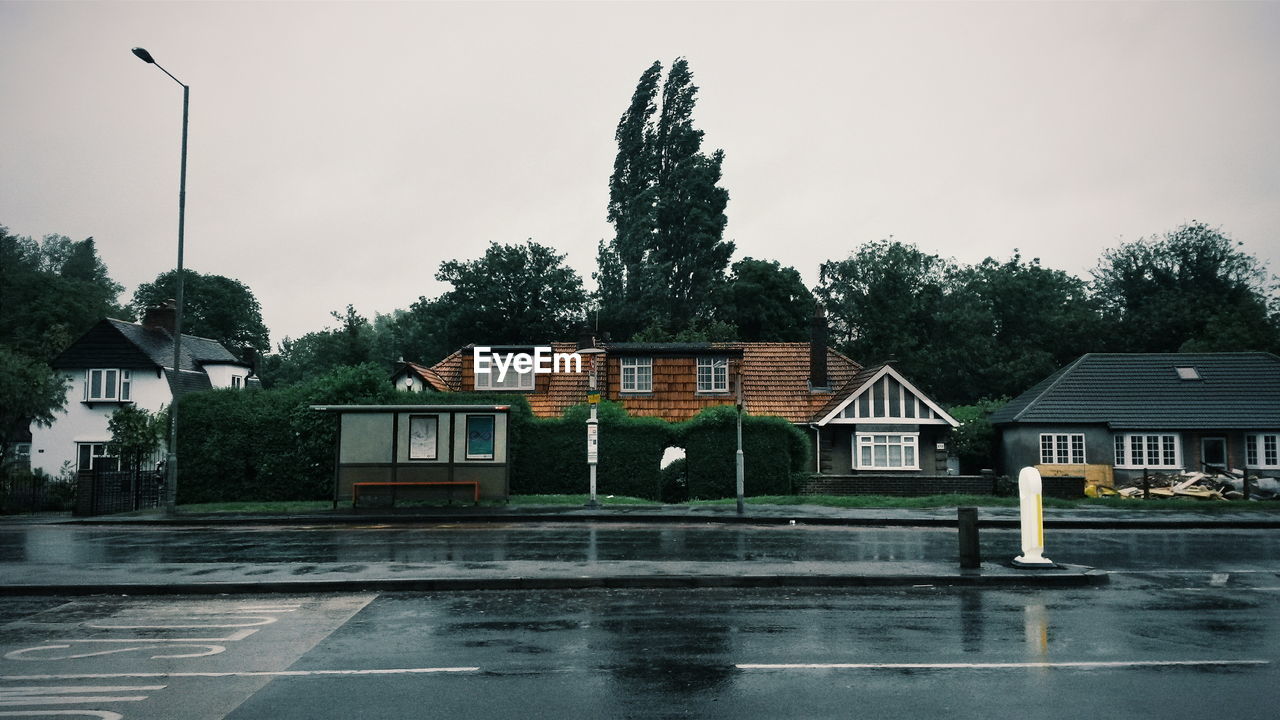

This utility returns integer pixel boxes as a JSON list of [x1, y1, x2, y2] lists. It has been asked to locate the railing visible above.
[[74, 463, 165, 516]]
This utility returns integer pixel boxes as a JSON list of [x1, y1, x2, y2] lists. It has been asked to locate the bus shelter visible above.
[[311, 404, 511, 507]]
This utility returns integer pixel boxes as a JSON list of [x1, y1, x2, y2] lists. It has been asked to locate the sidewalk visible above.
[[7, 500, 1273, 595], [46, 501, 1280, 529]]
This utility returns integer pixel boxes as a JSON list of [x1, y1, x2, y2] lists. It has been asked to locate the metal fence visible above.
[[74, 462, 165, 516], [0, 469, 76, 514]]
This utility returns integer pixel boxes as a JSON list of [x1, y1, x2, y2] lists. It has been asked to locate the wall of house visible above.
[[202, 363, 250, 389], [815, 424, 950, 475], [607, 356, 735, 422], [29, 369, 173, 476], [997, 424, 1113, 477]]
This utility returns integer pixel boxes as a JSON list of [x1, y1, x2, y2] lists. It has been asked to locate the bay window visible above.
[[855, 433, 919, 470], [1245, 433, 1280, 468]]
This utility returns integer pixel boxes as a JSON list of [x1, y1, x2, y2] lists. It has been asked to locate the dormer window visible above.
[[1175, 366, 1200, 381], [696, 357, 729, 393], [86, 369, 131, 402]]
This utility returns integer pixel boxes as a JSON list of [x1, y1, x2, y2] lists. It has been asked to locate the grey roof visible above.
[[989, 353, 1280, 429], [51, 318, 245, 395]]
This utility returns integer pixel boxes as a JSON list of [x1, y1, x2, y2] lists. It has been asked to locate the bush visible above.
[[679, 406, 811, 500]]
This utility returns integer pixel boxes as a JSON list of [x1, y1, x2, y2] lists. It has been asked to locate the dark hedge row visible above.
[[175, 368, 810, 503]]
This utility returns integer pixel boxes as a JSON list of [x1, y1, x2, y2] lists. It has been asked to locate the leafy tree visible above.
[[1091, 222, 1278, 352], [720, 258, 815, 342], [107, 405, 166, 473], [947, 398, 1008, 474], [596, 58, 733, 339], [815, 239, 952, 385], [433, 240, 588, 347], [131, 269, 270, 359], [0, 346, 68, 465], [0, 228, 123, 359], [259, 305, 381, 388]]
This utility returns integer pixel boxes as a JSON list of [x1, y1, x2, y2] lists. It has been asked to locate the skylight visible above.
[[1175, 366, 1201, 381]]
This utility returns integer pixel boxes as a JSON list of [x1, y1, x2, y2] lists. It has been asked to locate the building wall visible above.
[[816, 424, 950, 476], [608, 356, 735, 422], [29, 369, 172, 475], [202, 363, 250, 389]]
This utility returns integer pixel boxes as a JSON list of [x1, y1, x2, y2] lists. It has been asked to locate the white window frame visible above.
[[854, 432, 920, 471], [86, 369, 131, 402], [76, 442, 119, 471], [232, 375, 242, 390], [1039, 433, 1085, 465], [474, 366, 535, 391], [1114, 433, 1181, 469], [1245, 433, 1280, 469], [620, 357, 653, 393], [696, 357, 729, 393]]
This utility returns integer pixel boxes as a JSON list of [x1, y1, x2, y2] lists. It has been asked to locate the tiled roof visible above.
[[425, 341, 861, 422], [52, 318, 241, 372], [990, 352, 1280, 429], [400, 361, 455, 392]]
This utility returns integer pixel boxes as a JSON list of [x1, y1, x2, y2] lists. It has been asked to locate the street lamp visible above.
[[132, 46, 188, 515], [577, 336, 606, 509]]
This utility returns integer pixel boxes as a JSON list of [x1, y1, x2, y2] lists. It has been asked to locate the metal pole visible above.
[[163, 80, 188, 515], [585, 354, 600, 509], [735, 363, 745, 515]]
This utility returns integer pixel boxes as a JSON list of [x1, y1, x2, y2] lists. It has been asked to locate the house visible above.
[[392, 312, 959, 476], [28, 303, 256, 476], [990, 352, 1280, 483]]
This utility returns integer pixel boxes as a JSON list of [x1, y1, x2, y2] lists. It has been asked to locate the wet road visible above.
[[1, 573, 1277, 719], [4, 522, 1280, 571]]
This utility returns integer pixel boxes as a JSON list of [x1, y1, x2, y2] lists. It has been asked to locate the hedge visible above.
[[175, 368, 811, 503]]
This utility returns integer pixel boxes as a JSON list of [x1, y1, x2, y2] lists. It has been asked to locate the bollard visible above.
[[1012, 467, 1056, 568], [1243, 466, 1252, 501], [1142, 468, 1150, 500], [958, 506, 981, 569]]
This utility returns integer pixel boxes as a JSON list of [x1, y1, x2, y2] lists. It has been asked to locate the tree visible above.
[[720, 258, 815, 342], [1091, 222, 1278, 353], [433, 240, 588, 347], [259, 305, 382, 388], [0, 346, 68, 465], [107, 405, 166, 474], [596, 58, 733, 339], [815, 239, 953, 385], [131, 269, 270, 359], [0, 228, 123, 360]]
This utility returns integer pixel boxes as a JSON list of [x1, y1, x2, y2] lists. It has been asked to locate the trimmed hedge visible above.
[[678, 405, 811, 499], [176, 368, 811, 503]]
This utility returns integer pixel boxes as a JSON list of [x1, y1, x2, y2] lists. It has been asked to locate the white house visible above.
[[28, 304, 255, 476]]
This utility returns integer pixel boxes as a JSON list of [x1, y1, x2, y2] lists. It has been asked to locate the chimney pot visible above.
[[142, 300, 177, 335]]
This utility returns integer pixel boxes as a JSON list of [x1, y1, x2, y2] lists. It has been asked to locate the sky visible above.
[[3, 1, 1278, 350]]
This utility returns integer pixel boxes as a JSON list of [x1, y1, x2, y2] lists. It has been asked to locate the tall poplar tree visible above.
[[596, 58, 732, 340]]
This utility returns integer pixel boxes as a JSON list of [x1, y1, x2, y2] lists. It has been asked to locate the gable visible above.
[[817, 365, 958, 427], [51, 319, 159, 370]]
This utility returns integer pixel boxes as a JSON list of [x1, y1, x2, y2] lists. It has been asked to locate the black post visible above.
[[958, 506, 981, 569], [1243, 466, 1252, 501], [1142, 468, 1150, 500]]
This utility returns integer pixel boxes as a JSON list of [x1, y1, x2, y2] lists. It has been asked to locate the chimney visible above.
[[810, 304, 828, 390], [143, 300, 177, 335]]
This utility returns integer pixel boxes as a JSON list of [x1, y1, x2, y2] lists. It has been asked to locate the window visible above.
[[474, 365, 535, 391], [854, 433, 919, 470], [86, 369, 131, 402], [620, 357, 652, 393], [1039, 433, 1085, 464], [696, 357, 729, 393], [76, 443, 119, 472], [1114, 433, 1180, 469], [465, 415, 496, 460], [232, 376, 242, 390], [1174, 366, 1201, 381], [408, 415, 438, 460], [1245, 433, 1280, 468]]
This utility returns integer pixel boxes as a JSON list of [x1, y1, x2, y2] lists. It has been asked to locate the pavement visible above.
[[3, 501, 1275, 595]]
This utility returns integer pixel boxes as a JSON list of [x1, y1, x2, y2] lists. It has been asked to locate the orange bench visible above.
[[352, 481, 479, 507]]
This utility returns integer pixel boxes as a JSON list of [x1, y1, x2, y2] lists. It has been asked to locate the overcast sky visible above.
[[3, 1, 1278, 350]]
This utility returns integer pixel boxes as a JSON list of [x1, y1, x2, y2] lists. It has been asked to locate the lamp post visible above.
[[578, 338, 606, 509], [132, 47, 188, 515], [734, 360, 745, 515]]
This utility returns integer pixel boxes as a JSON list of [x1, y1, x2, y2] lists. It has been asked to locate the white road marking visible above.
[[0, 668, 478, 681], [737, 659, 1269, 670], [1210, 573, 1230, 587], [0, 684, 164, 706], [0, 707, 124, 712]]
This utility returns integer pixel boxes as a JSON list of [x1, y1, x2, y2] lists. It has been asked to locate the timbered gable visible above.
[[818, 365, 958, 427]]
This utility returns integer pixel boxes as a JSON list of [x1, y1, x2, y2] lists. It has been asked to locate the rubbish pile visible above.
[[1089, 471, 1280, 501]]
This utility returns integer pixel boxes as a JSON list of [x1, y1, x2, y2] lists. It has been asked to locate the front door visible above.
[[1200, 437, 1227, 473]]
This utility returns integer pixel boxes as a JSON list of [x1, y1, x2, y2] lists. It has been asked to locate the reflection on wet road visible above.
[[4, 523, 1278, 571]]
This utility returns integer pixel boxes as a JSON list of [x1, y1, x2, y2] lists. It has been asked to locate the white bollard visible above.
[[1013, 467, 1056, 568]]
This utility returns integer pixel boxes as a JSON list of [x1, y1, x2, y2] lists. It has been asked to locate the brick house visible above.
[[392, 322, 957, 476]]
